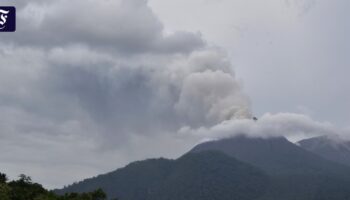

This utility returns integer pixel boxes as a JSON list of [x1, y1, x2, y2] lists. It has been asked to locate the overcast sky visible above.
[[0, 0, 349, 189]]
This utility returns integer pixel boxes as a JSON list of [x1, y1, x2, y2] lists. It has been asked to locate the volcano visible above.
[[56, 135, 350, 200]]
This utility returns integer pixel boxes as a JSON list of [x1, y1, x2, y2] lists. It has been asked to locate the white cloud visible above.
[[179, 112, 339, 142]]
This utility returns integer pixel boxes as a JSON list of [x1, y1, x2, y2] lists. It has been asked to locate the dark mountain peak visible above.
[[191, 134, 291, 154], [190, 134, 350, 175], [298, 135, 350, 166]]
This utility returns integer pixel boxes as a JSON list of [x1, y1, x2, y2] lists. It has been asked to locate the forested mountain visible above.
[[57, 151, 268, 200], [57, 135, 350, 200], [298, 135, 350, 166]]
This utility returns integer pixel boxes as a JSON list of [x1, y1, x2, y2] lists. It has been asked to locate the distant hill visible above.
[[56, 151, 268, 200], [298, 135, 350, 166], [57, 135, 350, 200]]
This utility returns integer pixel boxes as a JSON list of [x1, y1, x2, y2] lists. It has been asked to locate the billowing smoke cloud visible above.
[[175, 70, 251, 126], [0, 0, 252, 187], [0, 0, 251, 141]]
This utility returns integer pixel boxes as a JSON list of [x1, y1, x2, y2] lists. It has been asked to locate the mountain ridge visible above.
[[56, 135, 350, 200], [298, 135, 350, 167], [56, 151, 269, 200], [190, 135, 350, 175]]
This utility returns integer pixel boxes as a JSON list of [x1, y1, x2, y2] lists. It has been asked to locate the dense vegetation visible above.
[[0, 173, 110, 200]]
